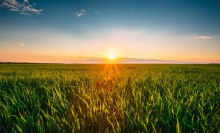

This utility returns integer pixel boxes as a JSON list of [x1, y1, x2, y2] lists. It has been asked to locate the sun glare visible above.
[[108, 53, 116, 60]]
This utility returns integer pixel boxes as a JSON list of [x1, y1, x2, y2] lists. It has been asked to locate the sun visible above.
[[108, 53, 116, 60]]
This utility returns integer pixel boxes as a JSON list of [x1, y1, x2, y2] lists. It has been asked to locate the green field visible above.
[[0, 64, 219, 132]]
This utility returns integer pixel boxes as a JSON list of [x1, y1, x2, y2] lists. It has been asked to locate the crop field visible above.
[[0, 64, 219, 132]]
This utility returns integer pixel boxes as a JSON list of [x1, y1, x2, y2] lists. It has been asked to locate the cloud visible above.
[[0, 0, 43, 15], [40, 56, 181, 64], [193, 35, 215, 40], [75, 9, 86, 17], [18, 43, 25, 47], [116, 57, 182, 64]]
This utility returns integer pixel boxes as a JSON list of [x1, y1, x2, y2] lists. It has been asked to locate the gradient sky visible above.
[[0, 0, 220, 63]]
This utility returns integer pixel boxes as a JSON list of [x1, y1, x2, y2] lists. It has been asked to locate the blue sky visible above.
[[0, 0, 220, 63]]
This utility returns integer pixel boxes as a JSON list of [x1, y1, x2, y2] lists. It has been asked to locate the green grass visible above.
[[0, 64, 219, 132]]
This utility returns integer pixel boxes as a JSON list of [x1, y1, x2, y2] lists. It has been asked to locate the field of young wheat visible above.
[[0, 64, 219, 132]]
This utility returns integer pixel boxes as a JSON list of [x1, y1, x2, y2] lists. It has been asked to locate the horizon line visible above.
[[0, 61, 219, 65]]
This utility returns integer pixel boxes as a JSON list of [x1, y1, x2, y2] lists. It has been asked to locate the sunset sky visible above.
[[0, 0, 220, 63]]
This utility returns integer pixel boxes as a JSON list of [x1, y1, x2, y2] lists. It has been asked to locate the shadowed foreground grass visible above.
[[0, 64, 219, 132]]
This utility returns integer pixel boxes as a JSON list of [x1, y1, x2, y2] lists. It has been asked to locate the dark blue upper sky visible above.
[[1, 0, 220, 33], [0, 0, 220, 63]]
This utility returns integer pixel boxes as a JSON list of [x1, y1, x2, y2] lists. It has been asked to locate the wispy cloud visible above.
[[18, 43, 25, 47], [116, 57, 182, 64], [0, 0, 43, 15], [193, 35, 215, 40], [75, 9, 86, 17]]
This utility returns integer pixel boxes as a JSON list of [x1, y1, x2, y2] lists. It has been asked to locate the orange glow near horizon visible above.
[[0, 28, 220, 64]]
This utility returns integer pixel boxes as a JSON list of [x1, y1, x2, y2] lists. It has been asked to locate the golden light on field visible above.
[[108, 53, 116, 60]]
